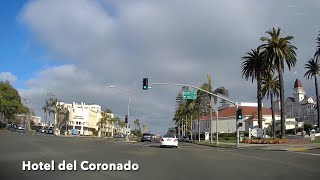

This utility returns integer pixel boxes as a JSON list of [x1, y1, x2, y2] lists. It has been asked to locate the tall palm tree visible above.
[[304, 57, 320, 130], [241, 48, 267, 128], [260, 27, 298, 138], [261, 72, 280, 137], [97, 113, 110, 136], [315, 33, 320, 60], [205, 74, 229, 143], [194, 83, 210, 142]]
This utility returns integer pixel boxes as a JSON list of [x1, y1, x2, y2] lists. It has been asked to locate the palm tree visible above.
[[42, 99, 51, 127], [241, 48, 267, 128], [134, 119, 140, 130], [205, 74, 229, 143], [194, 83, 210, 142], [315, 33, 320, 60], [97, 113, 110, 137], [304, 57, 320, 130], [261, 72, 280, 137], [260, 27, 298, 138]]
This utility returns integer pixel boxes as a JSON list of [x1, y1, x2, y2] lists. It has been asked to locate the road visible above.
[[0, 130, 320, 180]]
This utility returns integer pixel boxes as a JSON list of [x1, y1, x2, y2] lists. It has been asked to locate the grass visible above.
[[311, 136, 320, 143], [193, 141, 236, 148]]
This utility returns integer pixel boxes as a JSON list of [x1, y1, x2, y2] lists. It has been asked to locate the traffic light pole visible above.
[[149, 82, 240, 148]]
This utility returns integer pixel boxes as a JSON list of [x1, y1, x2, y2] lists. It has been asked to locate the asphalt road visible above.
[[1, 130, 320, 180]]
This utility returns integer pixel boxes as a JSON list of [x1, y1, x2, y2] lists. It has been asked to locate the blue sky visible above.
[[1, 0, 320, 134], [0, 0, 59, 89]]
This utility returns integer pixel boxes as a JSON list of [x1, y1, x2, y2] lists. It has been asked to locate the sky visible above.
[[1, 0, 320, 135]]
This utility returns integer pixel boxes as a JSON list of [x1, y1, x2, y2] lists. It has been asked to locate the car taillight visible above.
[[174, 139, 178, 142], [161, 139, 164, 141]]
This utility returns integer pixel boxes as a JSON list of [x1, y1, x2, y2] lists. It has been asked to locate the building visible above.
[[191, 102, 296, 136], [58, 102, 108, 135], [15, 114, 42, 126], [273, 79, 317, 125]]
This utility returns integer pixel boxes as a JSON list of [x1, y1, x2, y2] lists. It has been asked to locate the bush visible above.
[[92, 130, 98, 136], [219, 133, 236, 138], [304, 123, 313, 131], [286, 129, 295, 135]]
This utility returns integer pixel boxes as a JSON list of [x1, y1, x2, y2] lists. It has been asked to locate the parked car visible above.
[[160, 134, 178, 148], [182, 136, 190, 142], [141, 133, 152, 142], [47, 128, 54, 134]]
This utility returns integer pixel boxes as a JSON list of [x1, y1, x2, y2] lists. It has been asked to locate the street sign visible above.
[[183, 91, 197, 100]]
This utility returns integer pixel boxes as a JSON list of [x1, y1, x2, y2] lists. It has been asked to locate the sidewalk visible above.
[[193, 141, 320, 151]]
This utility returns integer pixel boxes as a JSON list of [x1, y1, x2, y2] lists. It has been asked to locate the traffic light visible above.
[[236, 108, 243, 120], [143, 78, 148, 90], [125, 115, 128, 124]]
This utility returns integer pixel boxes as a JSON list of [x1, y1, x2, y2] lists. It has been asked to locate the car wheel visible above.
[[174, 146, 178, 148]]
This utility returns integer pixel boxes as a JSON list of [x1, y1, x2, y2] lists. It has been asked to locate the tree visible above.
[[315, 32, 320, 60], [304, 57, 320, 130], [241, 48, 267, 128], [42, 100, 51, 127], [205, 74, 229, 143], [97, 113, 110, 137], [105, 108, 113, 113], [260, 27, 298, 138], [0, 81, 28, 120], [134, 118, 140, 130], [261, 72, 280, 137]]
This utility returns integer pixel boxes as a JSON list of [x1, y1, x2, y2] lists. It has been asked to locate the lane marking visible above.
[[293, 152, 320, 157]]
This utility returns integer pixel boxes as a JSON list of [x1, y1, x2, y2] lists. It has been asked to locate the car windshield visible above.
[[163, 134, 175, 138]]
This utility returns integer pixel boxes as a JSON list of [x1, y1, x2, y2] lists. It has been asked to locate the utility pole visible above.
[[216, 107, 219, 145]]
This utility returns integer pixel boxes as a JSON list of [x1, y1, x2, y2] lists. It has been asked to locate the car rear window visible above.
[[142, 133, 150, 136], [163, 134, 175, 138]]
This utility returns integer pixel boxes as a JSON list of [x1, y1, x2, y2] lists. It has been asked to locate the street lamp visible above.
[[109, 86, 139, 141]]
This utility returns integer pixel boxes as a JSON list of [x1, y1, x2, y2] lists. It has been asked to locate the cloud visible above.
[[0, 72, 17, 83], [18, 0, 320, 134]]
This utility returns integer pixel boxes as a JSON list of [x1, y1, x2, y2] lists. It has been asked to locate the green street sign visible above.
[[183, 91, 197, 100]]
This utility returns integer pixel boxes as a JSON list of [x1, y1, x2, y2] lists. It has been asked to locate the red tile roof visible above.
[[198, 106, 279, 121], [294, 79, 303, 88]]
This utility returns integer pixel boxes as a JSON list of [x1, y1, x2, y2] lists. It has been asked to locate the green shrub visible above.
[[92, 130, 98, 136]]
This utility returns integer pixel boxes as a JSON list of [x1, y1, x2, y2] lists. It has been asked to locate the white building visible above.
[[192, 102, 296, 136], [273, 79, 317, 125], [59, 102, 108, 135], [15, 114, 42, 126]]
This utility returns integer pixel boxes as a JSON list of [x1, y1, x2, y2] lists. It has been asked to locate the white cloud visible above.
[[17, 0, 320, 134], [0, 72, 17, 83]]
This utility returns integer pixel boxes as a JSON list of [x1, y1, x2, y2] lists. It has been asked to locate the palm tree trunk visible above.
[[257, 74, 263, 129], [278, 63, 286, 139], [271, 94, 276, 138], [315, 75, 320, 131]]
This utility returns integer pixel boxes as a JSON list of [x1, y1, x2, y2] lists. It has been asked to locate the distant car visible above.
[[47, 128, 54, 134], [18, 126, 25, 130], [41, 128, 46, 133], [160, 134, 178, 148], [182, 136, 190, 142], [141, 133, 152, 142], [150, 134, 156, 139]]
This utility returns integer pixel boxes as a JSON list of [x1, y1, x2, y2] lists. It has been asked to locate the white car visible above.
[[160, 134, 178, 148]]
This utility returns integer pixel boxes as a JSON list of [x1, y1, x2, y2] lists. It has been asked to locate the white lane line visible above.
[[293, 152, 320, 157]]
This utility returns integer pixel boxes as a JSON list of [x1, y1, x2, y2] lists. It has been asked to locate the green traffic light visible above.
[[143, 86, 147, 89]]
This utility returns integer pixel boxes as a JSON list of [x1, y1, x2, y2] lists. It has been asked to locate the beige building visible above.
[[58, 102, 114, 135]]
